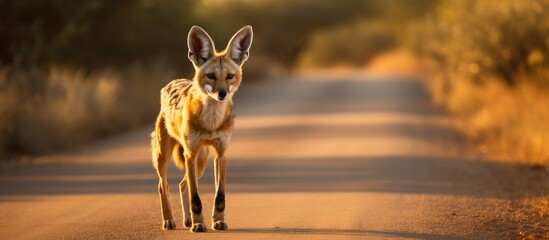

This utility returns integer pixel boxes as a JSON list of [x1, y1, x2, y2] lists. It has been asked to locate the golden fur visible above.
[[151, 25, 253, 232]]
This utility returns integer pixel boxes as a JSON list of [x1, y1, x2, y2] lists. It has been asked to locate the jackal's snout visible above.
[[218, 90, 227, 100]]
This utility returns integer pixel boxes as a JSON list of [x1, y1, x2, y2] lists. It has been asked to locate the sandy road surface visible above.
[[0, 74, 547, 239]]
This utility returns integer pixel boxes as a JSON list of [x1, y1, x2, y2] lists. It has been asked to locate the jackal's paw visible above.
[[212, 220, 228, 231], [190, 223, 207, 232], [162, 220, 176, 230], [184, 218, 192, 228]]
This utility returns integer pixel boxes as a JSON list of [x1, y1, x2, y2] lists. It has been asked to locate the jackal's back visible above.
[[160, 79, 193, 112]]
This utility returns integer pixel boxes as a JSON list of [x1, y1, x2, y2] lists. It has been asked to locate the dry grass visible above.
[[0, 61, 175, 159], [412, 0, 549, 165], [432, 76, 549, 165]]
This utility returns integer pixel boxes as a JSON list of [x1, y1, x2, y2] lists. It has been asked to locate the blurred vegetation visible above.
[[193, 0, 437, 73], [0, 0, 195, 67], [0, 0, 438, 159], [2, 0, 546, 166], [0, 63, 174, 154], [0, 0, 194, 158], [411, 0, 549, 165], [296, 21, 398, 69]]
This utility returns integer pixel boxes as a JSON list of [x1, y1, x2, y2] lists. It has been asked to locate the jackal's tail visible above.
[[150, 130, 161, 170], [150, 115, 180, 170]]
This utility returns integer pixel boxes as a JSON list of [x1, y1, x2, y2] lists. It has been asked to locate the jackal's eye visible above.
[[226, 74, 234, 80], [205, 73, 216, 80]]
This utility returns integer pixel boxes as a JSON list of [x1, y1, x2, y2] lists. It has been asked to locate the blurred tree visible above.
[[0, 0, 196, 67], [0, 0, 103, 65]]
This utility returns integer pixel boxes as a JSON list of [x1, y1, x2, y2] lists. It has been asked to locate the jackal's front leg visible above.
[[212, 147, 228, 230], [179, 147, 209, 229], [184, 149, 207, 232]]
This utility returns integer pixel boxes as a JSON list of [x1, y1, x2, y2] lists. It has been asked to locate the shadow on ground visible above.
[[0, 154, 546, 200], [225, 227, 460, 240]]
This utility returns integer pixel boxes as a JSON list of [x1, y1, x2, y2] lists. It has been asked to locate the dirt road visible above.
[[1, 74, 547, 239]]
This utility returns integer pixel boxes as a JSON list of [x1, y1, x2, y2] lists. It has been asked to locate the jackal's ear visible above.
[[188, 26, 215, 67], [226, 26, 253, 66]]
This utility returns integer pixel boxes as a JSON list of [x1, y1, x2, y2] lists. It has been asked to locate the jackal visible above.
[[151, 25, 253, 232]]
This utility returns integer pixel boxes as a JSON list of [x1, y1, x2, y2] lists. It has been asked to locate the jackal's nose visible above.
[[218, 90, 227, 100]]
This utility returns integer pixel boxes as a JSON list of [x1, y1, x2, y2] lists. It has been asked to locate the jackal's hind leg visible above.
[[152, 116, 177, 230], [175, 145, 192, 228]]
